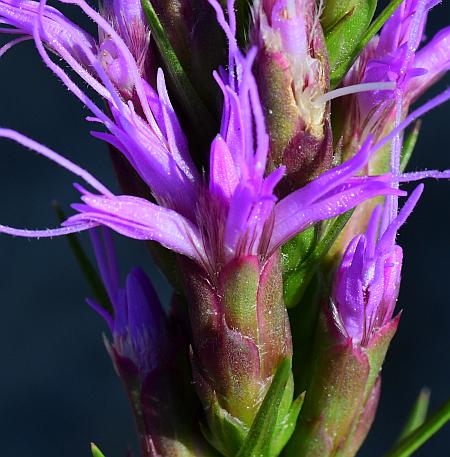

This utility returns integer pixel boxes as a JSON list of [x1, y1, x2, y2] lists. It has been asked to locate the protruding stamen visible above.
[[0, 222, 97, 238], [0, 36, 31, 58], [373, 88, 450, 154], [314, 82, 396, 105]]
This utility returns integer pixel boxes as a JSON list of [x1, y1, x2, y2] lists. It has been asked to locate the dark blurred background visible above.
[[0, 1, 449, 456]]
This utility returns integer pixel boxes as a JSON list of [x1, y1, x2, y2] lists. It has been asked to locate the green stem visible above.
[[398, 388, 430, 441], [385, 397, 450, 457]]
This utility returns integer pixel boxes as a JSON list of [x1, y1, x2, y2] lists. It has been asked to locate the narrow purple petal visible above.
[[378, 246, 403, 325], [408, 26, 450, 100], [365, 205, 383, 257], [374, 87, 450, 153], [270, 176, 404, 252], [125, 267, 165, 373], [209, 135, 239, 202], [0, 35, 31, 57], [89, 228, 121, 306], [378, 184, 424, 251], [65, 193, 206, 263], [276, 138, 374, 208], [341, 236, 366, 341], [87, 297, 114, 330], [0, 222, 97, 237], [224, 184, 256, 255]]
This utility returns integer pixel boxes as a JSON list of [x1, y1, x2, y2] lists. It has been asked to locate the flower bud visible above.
[[286, 189, 422, 456], [89, 229, 215, 457], [285, 307, 397, 457], [252, 0, 333, 193], [183, 253, 294, 455]]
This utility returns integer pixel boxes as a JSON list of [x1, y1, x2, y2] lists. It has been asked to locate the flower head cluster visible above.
[[0, 0, 402, 280]]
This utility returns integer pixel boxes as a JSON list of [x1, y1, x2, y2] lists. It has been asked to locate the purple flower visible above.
[[87, 228, 217, 457], [327, 0, 450, 261], [0, 0, 405, 275], [332, 185, 423, 345], [0, 0, 150, 99], [98, 0, 151, 98], [342, 0, 450, 145], [408, 25, 450, 100], [88, 227, 166, 377]]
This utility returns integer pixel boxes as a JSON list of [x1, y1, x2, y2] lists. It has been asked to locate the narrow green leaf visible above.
[[91, 443, 106, 457], [236, 359, 291, 457], [400, 121, 421, 172], [325, 0, 378, 88], [269, 392, 305, 456], [141, 0, 214, 139], [398, 388, 431, 441], [385, 396, 450, 457], [330, 0, 404, 88], [282, 226, 318, 273], [54, 203, 112, 315], [316, 210, 354, 257]]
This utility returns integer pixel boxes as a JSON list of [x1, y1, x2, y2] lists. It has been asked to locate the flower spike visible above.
[[0, 1, 449, 455]]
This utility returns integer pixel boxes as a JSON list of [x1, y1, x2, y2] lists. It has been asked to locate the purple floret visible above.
[[88, 228, 166, 376], [333, 185, 423, 345]]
